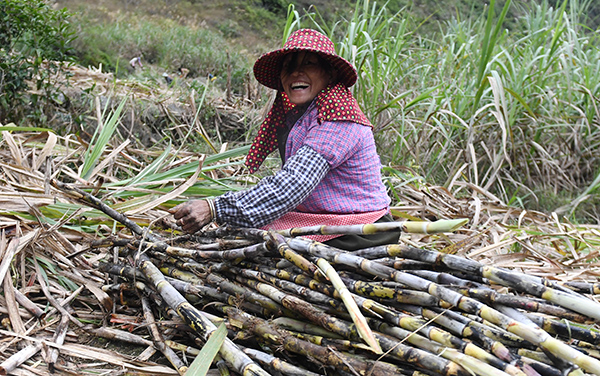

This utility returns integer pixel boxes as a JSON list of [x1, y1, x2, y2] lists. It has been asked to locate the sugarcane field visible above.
[[2, 0, 600, 375]]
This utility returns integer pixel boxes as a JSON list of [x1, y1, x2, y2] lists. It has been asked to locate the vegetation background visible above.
[[1, 0, 599, 222]]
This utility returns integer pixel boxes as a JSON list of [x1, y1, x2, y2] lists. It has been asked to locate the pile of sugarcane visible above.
[[45, 180, 600, 376]]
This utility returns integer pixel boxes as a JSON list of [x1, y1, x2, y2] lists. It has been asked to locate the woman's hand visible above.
[[169, 200, 212, 233]]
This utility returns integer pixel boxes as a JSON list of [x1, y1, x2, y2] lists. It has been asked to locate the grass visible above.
[[70, 13, 250, 88]]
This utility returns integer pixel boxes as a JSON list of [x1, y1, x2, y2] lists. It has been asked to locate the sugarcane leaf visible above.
[[504, 86, 534, 116], [191, 78, 217, 153], [184, 323, 227, 376], [129, 142, 172, 187], [0, 125, 54, 133], [57, 275, 79, 292], [105, 145, 250, 189], [80, 96, 128, 180], [389, 209, 423, 221], [402, 85, 438, 112], [126, 156, 204, 214], [111, 196, 159, 213]]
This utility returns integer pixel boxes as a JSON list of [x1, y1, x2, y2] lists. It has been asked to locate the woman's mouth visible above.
[[291, 82, 309, 90]]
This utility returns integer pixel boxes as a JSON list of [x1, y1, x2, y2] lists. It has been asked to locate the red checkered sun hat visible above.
[[253, 29, 357, 90]]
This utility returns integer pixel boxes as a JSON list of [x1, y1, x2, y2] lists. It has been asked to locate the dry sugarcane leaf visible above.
[[0, 237, 20, 289], [0, 330, 178, 375], [2, 269, 27, 346], [32, 132, 57, 171], [87, 138, 131, 180], [126, 155, 205, 215], [2, 131, 24, 169], [59, 271, 113, 312], [315, 258, 382, 354], [0, 192, 55, 212]]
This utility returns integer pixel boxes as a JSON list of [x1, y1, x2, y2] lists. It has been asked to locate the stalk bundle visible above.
[[8, 180, 592, 376]]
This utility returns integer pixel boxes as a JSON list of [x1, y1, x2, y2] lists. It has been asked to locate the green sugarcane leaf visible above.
[[504, 87, 534, 116], [0, 125, 54, 133], [106, 145, 250, 189], [129, 142, 172, 186], [80, 96, 128, 180], [185, 323, 227, 376], [403, 85, 438, 112]]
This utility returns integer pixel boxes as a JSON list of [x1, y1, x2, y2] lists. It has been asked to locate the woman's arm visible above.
[[214, 145, 329, 228]]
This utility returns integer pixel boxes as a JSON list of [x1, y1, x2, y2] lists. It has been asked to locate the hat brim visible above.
[[253, 47, 358, 90]]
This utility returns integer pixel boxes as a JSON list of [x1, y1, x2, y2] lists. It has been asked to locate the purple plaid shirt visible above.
[[286, 103, 390, 213], [214, 102, 389, 228]]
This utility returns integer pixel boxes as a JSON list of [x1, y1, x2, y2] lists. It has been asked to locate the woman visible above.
[[171, 29, 399, 250]]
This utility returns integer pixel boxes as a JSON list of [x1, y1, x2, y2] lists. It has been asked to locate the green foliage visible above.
[[79, 97, 128, 180], [70, 14, 250, 91], [284, 0, 600, 220], [0, 0, 75, 123]]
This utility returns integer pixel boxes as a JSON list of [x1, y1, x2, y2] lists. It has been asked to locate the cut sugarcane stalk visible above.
[[276, 218, 469, 237], [315, 258, 382, 354]]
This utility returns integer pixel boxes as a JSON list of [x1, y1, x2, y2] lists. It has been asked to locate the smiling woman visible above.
[[280, 52, 332, 106], [171, 29, 400, 250]]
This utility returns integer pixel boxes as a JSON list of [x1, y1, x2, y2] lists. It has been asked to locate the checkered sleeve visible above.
[[213, 145, 329, 228]]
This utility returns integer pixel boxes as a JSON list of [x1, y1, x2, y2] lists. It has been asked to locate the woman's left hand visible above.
[[169, 200, 212, 233]]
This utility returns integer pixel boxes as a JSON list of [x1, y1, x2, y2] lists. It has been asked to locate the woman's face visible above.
[[280, 52, 332, 105]]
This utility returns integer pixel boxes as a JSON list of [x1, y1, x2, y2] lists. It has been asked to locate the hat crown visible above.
[[253, 28, 357, 89], [283, 29, 336, 55]]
